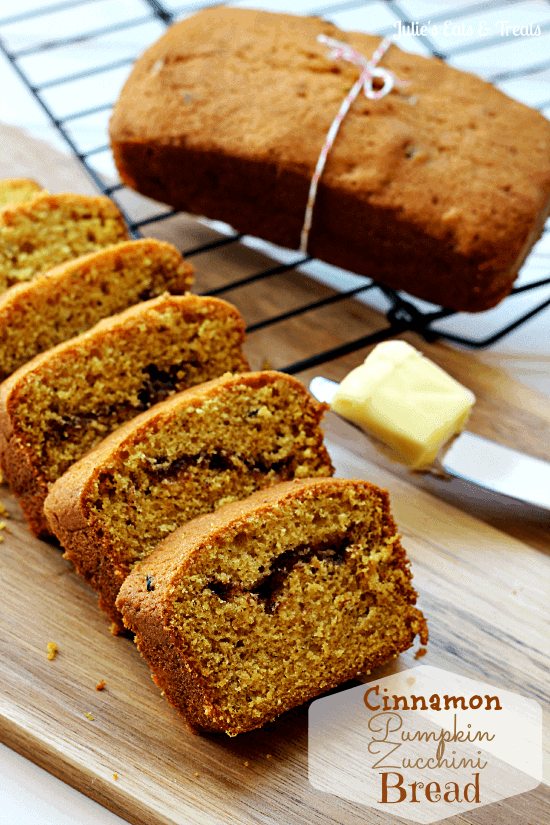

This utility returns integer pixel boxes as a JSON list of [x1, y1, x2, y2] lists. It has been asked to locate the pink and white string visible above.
[[299, 35, 408, 253]]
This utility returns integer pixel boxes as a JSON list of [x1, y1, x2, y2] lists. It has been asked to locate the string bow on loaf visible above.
[[300, 35, 408, 253]]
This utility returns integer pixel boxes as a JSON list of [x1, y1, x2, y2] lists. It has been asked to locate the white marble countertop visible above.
[[0, 1, 548, 822]]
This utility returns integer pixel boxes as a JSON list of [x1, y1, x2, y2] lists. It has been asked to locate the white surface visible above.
[[0, 1, 548, 822], [0, 743, 122, 825]]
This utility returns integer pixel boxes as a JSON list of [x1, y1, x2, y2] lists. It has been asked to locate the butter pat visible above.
[[331, 341, 475, 470]]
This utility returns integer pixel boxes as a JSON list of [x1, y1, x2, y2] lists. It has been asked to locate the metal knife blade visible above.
[[310, 376, 550, 512]]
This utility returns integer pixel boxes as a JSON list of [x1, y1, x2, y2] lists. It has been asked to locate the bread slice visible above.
[[0, 191, 129, 292], [0, 294, 248, 537], [0, 238, 194, 381], [43, 372, 333, 632], [0, 178, 43, 208], [117, 477, 428, 735]]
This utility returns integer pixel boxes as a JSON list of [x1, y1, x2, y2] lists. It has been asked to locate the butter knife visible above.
[[310, 376, 550, 512]]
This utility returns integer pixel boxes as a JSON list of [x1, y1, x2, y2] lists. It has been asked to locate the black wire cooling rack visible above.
[[1, 0, 550, 374]]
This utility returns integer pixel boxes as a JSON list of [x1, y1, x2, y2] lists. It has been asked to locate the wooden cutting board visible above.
[[1, 433, 549, 825], [0, 123, 549, 824]]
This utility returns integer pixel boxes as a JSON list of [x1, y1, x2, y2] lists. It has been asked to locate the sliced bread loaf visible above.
[[0, 294, 248, 537], [44, 372, 333, 631]]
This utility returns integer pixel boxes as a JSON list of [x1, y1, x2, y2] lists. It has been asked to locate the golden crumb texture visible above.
[[117, 477, 428, 735], [109, 8, 550, 312], [0, 238, 194, 381], [46, 641, 58, 661], [0, 178, 43, 208], [0, 294, 248, 538], [43, 371, 333, 632], [0, 191, 129, 292]]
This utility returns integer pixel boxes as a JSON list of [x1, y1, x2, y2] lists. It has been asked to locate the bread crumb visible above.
[[85, 712, 95, 721], [244, 761, 249, 767], [0, 502, 8, 516], [0, 521, 6, 530], [113, 773, 118, 781], [46, 641, 58, 661], [266, 754, 272, 759], [0, 536, 3, 543], [95, 679, 106, 691], [414, 647, 427, 659], [194, 772, 199, 777]]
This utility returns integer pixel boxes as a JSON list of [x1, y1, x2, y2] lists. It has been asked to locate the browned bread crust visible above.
[[109, 8, 550, 313], [0, 238, 194, 382], [117, 477, 428, 735], [0, 191, 129, 292], [0, 294, 248, 537], [43, 372, 333, 632]]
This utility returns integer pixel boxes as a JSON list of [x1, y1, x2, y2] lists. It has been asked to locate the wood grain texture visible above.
[[0, 122, 549, 825]]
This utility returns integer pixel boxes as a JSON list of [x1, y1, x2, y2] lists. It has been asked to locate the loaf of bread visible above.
[[43, 372, 333, 632], [0, 191, 129, 292], [0, 178, 43, 208], [117, 477, 427, 735], [0, 294, 248, 538], [110, 8, 550, 313], [0, 238, 194, 381]]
